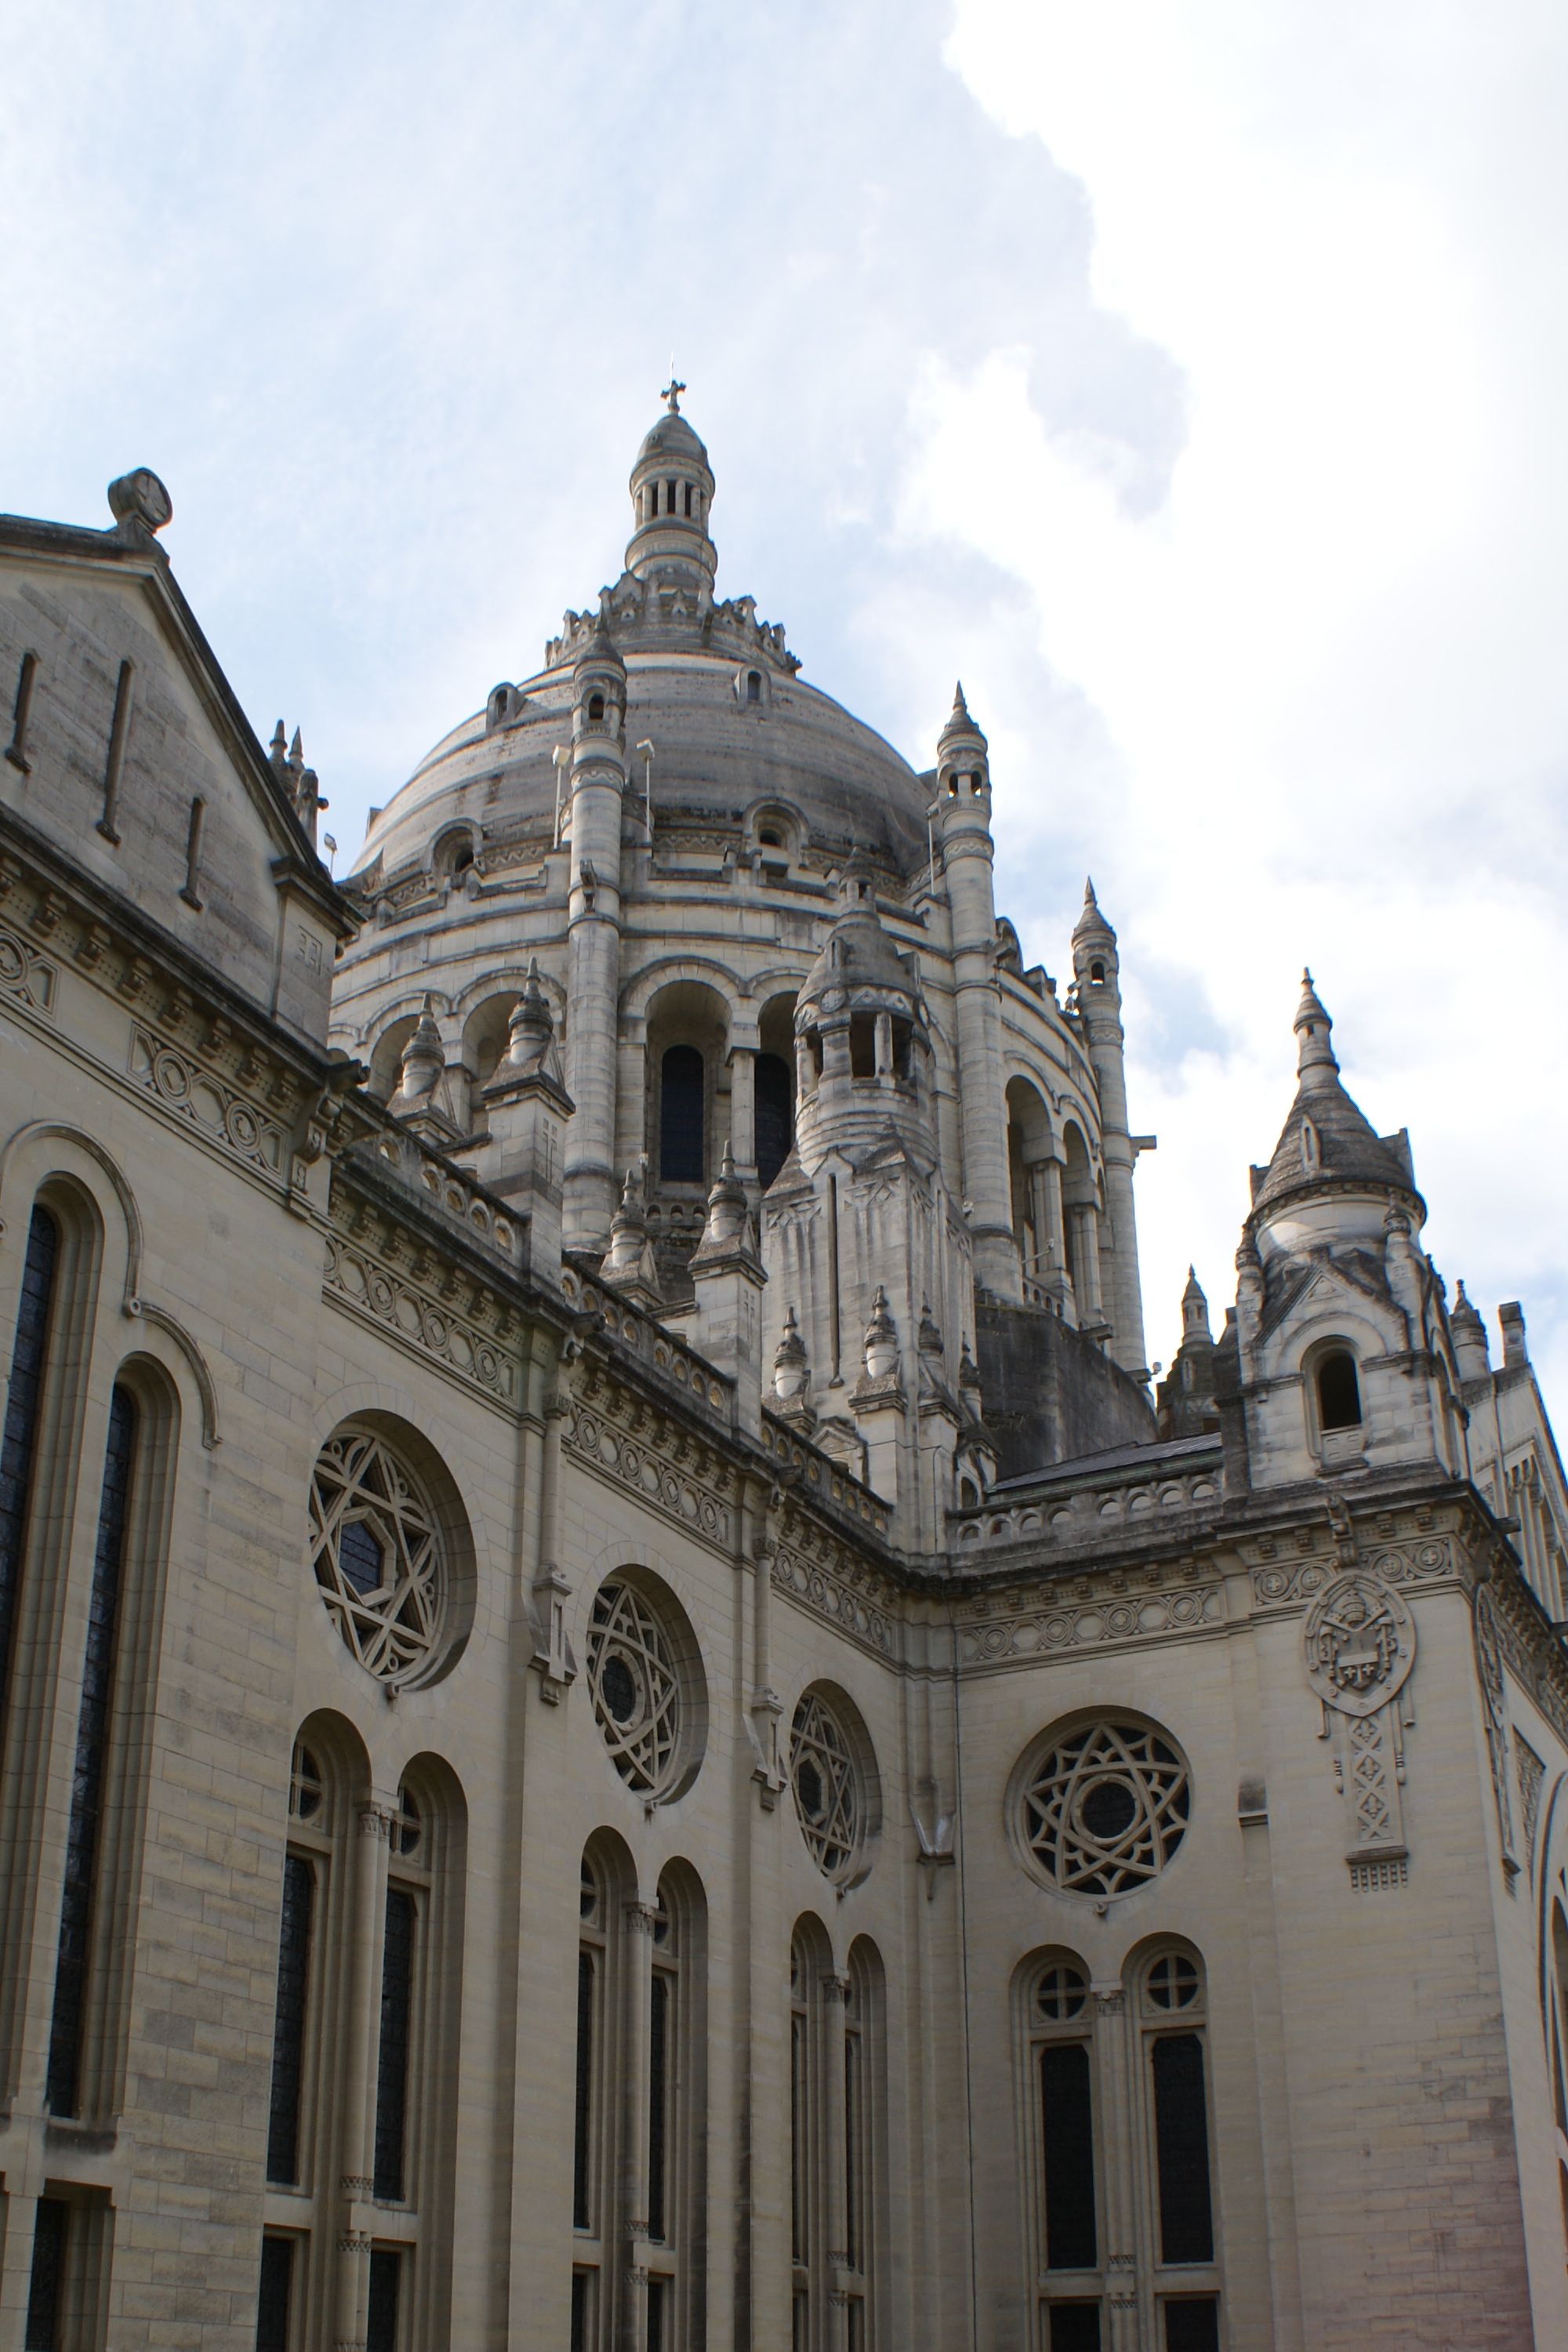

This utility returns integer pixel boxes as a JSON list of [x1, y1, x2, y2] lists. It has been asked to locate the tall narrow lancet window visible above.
[[659, 1044, 706, 1183], [1020, 1954, 1102, 2350], [267, 1748, 323, 2187], [789, 1917, 839, 2352], [0, 1206, 60, 1722], [1140, 1949, 1220, 2351], [572, 1845, 705, 2350], [842, 1939, 884, 2350], [373, 1783, 424, 2205], [648, 1864, 706, 2351], [572, 1839, 621, 2348], [755, 1052, 793, 1190], [46, 1383, 136, 2116]]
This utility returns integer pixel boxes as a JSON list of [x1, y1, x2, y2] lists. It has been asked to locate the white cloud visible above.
[[924, 0, 1568, 1405], [2, 0, 1563, 1413]]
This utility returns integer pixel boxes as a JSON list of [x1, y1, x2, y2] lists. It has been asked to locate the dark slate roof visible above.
[[1250, 1070, 1421, 1219]]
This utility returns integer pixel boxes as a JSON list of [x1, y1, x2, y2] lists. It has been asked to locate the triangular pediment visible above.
[[0, 510, 353, 1040]]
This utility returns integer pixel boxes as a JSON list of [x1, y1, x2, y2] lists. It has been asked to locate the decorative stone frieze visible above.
[[960, 1577, 1223, 1667], [129, 1021, 292, 1179], [564, 1370, 739, 1555], [0, 921, 56, 1015]]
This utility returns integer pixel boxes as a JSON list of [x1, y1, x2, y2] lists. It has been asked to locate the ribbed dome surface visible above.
[[351, 651, 934, 888]]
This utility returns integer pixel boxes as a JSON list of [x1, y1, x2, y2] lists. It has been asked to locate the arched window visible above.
[[1138, 1948, 1220, 2350], [262, 1730, 465, 2351], [1316, 1349, 1362, 1432], [572, 1843, 706, 2350], [746, 670, 761, 703], [0, 1205, 62, 1728], [787, 1915, 881, 2349], [1548, 1903, 1568, 2247], [659, 1045, 706, 1185], [789, 1918, 833, 2348], [587, 691, 606, 723], [47, 1378, 134, 2116], [1021, 1951, 1100, 2347], [756, 1052, 793, 1190], [1014, 1943, 1221, 2350], [844, 1938, 885, 2349]]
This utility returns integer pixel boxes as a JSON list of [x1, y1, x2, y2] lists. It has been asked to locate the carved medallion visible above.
[[1303, 1573, 1414, 1717]]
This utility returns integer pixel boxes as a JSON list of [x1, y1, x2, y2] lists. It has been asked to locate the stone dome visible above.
[[347, 397, 935, 895], [350, 652, 935, 893], [637, 408, 710, 470]]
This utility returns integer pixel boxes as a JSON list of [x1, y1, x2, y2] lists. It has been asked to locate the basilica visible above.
[[0, 394, 1565, 2352]]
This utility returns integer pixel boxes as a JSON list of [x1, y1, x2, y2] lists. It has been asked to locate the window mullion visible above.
[[1091, 1984, 1138, 2350], [622, 1898, 657, 2349], [333, 1796, 392, 2351], [822, 1969, 851, 2328]]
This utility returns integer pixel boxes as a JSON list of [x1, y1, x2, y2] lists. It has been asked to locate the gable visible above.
[[0, 521, 351, 1044]]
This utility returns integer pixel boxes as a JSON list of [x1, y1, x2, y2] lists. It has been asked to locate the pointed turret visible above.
[[938, 682, 989, 780], [1157, 1266, 1218, 1439], [1247, 972, 1423, 1233], [1069, 877, 1149, 1378], [389, 995, 443, 1114], [929, 682, 1015, 1298], [1450, 1281, 1491, 1384], [1224, 975, 1462, 1493], [1073, 876, 1116, 955], [684, 1139, 766, 1433], [1181, 1267, 1211, 1343]]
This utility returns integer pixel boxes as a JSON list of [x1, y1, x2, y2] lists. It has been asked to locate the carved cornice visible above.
[[563, 1367, 739, 1555], [771, 1506, 897, 1660]]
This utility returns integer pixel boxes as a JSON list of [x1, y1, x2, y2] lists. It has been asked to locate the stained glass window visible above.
[[0, 1207, 59, 1724], [47, 1382, 136, 2116]]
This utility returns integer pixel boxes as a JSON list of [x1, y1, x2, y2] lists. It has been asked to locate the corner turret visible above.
[[930, 686, 1018, 1300], [561, 623, 630, 1251], [1223, 974, 1466, 1491], [1069, 880, 1149, 1379]]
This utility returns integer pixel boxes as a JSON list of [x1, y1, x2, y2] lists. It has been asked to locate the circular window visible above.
[[1036, 1962, 1088, 2021], [789, 1690, 864, 1882], [309, 1428, 448, 1685], [1145, 1954, 1200, 2011], [587, 1579, 684, 1795], [1017, 1718, 1191, 1898]]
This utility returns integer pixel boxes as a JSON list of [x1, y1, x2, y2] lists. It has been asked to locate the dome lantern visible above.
[[625, 379, 718, 592]]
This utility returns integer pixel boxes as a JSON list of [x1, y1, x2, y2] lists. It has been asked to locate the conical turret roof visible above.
[[1249, 972, 1422, 1221]]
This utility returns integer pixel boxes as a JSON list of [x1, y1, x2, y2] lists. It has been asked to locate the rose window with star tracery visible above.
[[586, 1579, 684, 1795], [309, 1429, 447, 1685], [1018, 1718, 1191, 1898], [789, 1690, 863, 1882]]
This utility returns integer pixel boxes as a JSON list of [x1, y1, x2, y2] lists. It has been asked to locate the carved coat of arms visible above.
[[1303, 1573, 1415, 1717]]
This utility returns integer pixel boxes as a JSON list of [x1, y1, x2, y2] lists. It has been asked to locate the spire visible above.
[[1248, 973, 1423, 1225], [1181, 1267, 1211, 1342], [390, 994, 443, 1113], [938, 680, 989, 758], [1450, 1280, 1492, 1383], [1294, 968, 1338, 1091], [504, 957, 555, 1071], [862, 1285, 899, 1382], [1073, 876, 1116, 947], [772, 1305, 811, 1405]]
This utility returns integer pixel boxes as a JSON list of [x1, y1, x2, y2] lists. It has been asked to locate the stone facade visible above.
[[0, 415, 1563, 2352]]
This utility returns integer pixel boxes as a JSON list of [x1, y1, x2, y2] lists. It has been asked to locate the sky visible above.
[[5, 0, 1565, 1415]]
